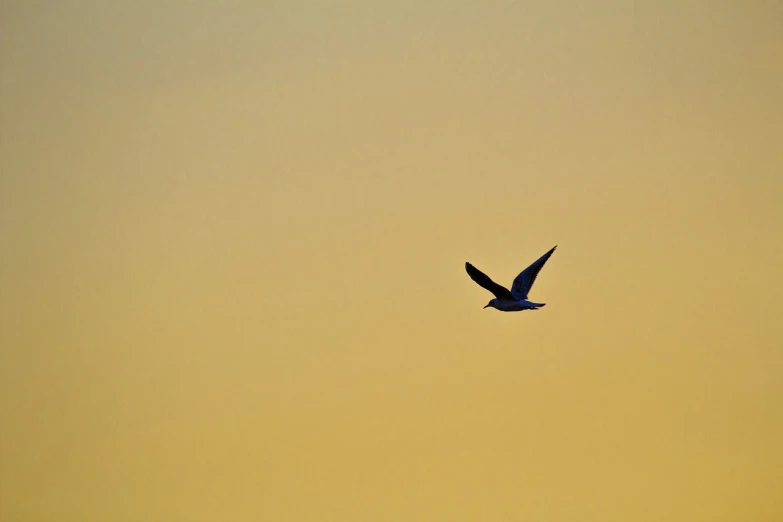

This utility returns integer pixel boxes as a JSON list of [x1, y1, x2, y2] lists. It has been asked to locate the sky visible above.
[[1, 1, 782, 521]]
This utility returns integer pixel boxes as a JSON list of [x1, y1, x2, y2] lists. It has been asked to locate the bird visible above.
[[465, 246, 557, 311]]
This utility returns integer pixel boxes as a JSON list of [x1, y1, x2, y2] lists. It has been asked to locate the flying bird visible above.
[[465, 246, 557, 311]]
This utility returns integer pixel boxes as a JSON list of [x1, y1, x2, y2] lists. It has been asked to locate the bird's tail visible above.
[[530, 302, 546, 309]]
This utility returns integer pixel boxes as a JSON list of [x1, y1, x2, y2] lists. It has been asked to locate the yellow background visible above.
[[1, 2, 781, 520]]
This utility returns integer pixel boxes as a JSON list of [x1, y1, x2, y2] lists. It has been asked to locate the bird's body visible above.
[[489, 298, 546, 312], [465, 246, 556, 312]]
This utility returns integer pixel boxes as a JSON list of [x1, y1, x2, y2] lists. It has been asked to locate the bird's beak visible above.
[[483, 304, 491, 309]]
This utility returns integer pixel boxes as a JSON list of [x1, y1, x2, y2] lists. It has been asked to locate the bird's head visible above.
[[483, 299, 496, 309]]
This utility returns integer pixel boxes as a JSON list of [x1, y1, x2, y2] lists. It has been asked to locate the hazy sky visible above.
[[1, 2, 782, 521]]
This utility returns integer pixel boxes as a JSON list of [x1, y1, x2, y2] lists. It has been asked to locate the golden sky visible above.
[[1, 1, 782, 521]]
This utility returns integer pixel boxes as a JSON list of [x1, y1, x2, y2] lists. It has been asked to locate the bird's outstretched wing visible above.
[[465, 262, 514, 300], [510, 246, 557, 300]]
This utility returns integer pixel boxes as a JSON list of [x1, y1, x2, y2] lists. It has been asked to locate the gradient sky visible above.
[[1, 2, 782, 521]]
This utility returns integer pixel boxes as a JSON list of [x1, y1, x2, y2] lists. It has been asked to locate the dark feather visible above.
[[465, 262, 514, 300], [510, 246, 557, 300]]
